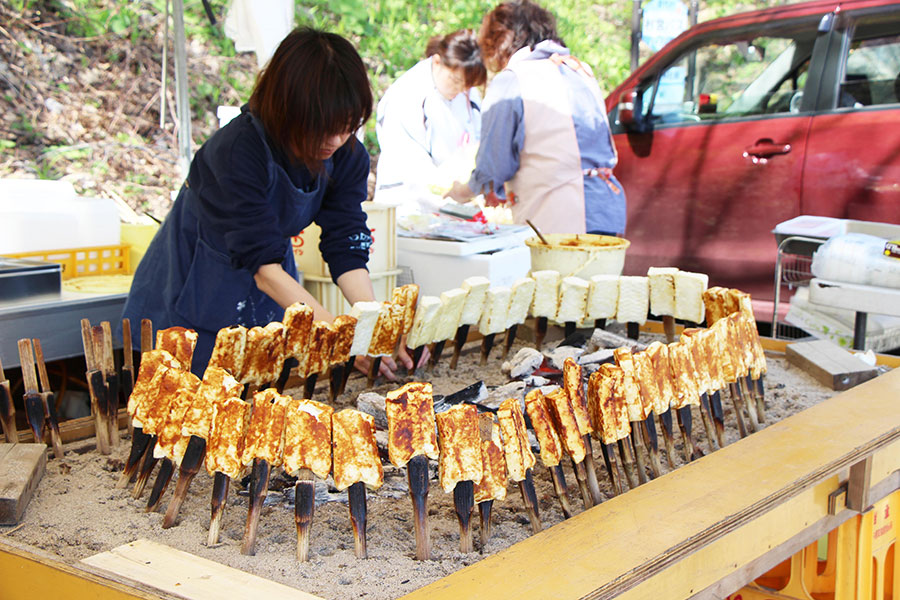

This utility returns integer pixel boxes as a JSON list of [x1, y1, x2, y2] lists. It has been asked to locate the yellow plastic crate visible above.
[[5, 244, 131, 280]]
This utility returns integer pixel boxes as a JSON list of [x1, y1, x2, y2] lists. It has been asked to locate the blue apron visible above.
[[123, 114, 328, 376]]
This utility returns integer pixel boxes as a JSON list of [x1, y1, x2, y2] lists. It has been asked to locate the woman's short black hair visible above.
[[425, 30, 487, 89], [249, 27, 373, 169], [479, 0, 564, 72]]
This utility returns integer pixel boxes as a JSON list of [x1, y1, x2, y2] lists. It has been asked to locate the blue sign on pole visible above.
[[642, 0, 688, 52]]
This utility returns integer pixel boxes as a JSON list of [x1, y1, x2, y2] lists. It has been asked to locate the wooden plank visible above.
[[809, 278, 900, 317], [82, 539, 326, 600], [400, 368, 900, 600], [847, 455, 873, 511], [0, 538, 166, 600], [785, 339, 879, 390], [0, 443, 46, 525]]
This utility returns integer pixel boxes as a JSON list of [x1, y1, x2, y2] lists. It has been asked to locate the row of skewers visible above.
[[107, 284, 766, 563]]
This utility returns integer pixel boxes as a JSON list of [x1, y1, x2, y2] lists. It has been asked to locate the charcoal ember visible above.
[[502, 348, 544, 379]]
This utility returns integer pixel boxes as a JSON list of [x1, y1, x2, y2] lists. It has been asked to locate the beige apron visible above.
[[506, 56, 586, 234]]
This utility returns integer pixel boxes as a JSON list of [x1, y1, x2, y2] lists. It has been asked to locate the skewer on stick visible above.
[[120, 319, 135, 436], [676, 406, 704, 462], [564, 321, 576, 340], [534, 316, 549, 349], [740, 376, 761, 429], [662, 315, 677, 343], [146, 457, 175, 512], [0, 358, 17, 443], [600, 442, 624, 496], [275, 357, 298, 394], [339, 357, 355, 395], [32, 339, 63, 458], [728, 382, 750, 438], [303, 373, 318, 400], [478, 500, 494, 548], [518, 469, 542, 534], [208, 472, 230, 546], [641, 416, 663, 478], [162, 435, 206, 528], [101, 322, 120, 448], [329, 362, 345, 401], [548, 464, 573, 518], [582, 437, 604, 504], [132, 438, 158, 498], [479, 333, 496, 366], [428, 340, 446, 371], [241, 457, 271, 555], [502, 324, 518, 359], [754, 376, 767, 423], [88, 324, 112, 454], [17, 339, 47, 447], [617, 437, 640, 489], [629, 422, 651, 484], [347, 481, 368, 559], [411, 345, 426, 378], [450, 324, 470, 370], [698, 393, 719, 451], [657, 410, 679, 469], [366, 356, 382, 388], [626, 322, 641, 341], [453, 480, 475, 553], [571, 459, 595, 508], [709, 390, 727, 447], [407, 454, 431, 560], [294, 468, 316, 562]]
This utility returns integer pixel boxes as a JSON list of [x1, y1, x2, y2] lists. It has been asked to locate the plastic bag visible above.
[[811, 233, 900, 289]]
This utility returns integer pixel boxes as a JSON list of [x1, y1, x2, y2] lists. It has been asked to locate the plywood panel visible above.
[[0, 443, 46, 524]]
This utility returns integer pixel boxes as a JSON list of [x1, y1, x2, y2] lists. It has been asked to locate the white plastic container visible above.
[[0, 179, 120, 254], [526, 233, 630, 279]]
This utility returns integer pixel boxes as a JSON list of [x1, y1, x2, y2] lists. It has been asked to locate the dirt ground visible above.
[[2, 330, 862, 600]]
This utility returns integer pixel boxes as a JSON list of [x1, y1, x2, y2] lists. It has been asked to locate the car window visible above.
[[641, 35, 812, 124], [840, 31, 900, 107]]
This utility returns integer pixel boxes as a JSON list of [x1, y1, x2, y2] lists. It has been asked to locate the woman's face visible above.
[[319, 131, 353, 159], [432, 54, 467, 100]]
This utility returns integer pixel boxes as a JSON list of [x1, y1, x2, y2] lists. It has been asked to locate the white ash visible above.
[[546, 346, 584, 370], [522, 375, 552, 388], [578, 349, 616, 365], [502, 347, 544, 379], [483, 381, 527, 410], [588, 328, 647, 352], [357, 392, 387, 429]]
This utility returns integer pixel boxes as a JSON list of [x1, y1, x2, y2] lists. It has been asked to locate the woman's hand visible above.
[[444, 180, 475, 203]]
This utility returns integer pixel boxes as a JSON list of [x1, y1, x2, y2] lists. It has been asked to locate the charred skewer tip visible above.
[[348, 481, 368, 559], [518, 469, 542, 534], [407, 454, 431, 561], [453, 480, 475, 553], [241, 458, 271, 556], [294, 470, 316, 562], [208, 472, 230, 547]]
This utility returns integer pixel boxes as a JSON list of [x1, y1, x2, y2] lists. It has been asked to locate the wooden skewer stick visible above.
[[479, 333, 497, 366], [548, 464, 573, 518], [407, 454, 431, 560], [582, 436, 604, 504], [728, 382, 750, 438], [428, 340, 446, 371], [600, 442, 624, 496], [708, 390, 727, 448], [339, 357, 355, 395], [132, 437, 158, 498], [241, 457, 271, 555], [662, 315, 677, 344], [274, 356, 298, 394], [641, 415, 663, 478], [754, 376, 766, 424], [594, 318, 607, 331], [626, 322, 641, 341], [207, 472, 230, 546], [629, 421, 651, 484], [329, 363, 345, 402], [87, 324, 112, 454], [741, 376, 762, 427], [162, 435, 207, 528], [100, 322, 120, 448], [571, 459, 595, 509], [502, 324, 518, 359], [411, 345, 426, 379], [534, 316, 549, 350], [294, 468, 316, 562], [366, 356, 382, 388], [453, 480, 475, 553], [518, 468, 543, 534], [17, 339, 46, 447], [32, 339, 63, 458], [118, 429, 152, 488], [617, 437, 640, 489], [348, 481, 368, 559], [676, 406, 704, 462], [0, 357, 17, 443], [120, 319, 135, 436], [698, 393, 719, 451], [564, 321, 576, 340], [657, 409, 679, 469], [478, 499, 493, 548], [146, 457, 175, 513], [449, 324, 470, 370], [303, 373, 318, 400]]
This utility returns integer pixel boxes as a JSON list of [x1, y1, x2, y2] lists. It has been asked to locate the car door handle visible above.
[[743, 139, 792, 164]]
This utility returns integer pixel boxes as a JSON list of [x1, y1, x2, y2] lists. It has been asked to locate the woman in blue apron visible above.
[[123, 28, 409, 378]]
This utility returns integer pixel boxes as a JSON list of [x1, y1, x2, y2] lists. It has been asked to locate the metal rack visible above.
[[772, 235, 825, 339]]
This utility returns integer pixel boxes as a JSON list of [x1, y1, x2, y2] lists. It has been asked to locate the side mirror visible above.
[[617, 88, 639, 128]]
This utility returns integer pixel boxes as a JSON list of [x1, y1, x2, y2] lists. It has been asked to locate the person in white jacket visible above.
[[374, 30, 486, 216]]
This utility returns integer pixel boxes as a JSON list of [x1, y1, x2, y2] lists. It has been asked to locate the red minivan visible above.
[[606, 0, 900, 321]]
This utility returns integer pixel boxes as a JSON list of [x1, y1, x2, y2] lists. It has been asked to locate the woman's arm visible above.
[[253, 263, 334, 321]]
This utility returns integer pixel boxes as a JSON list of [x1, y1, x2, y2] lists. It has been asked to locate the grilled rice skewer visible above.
[[385, 382, 439, 560], [497, 397, 541, 533], [474, 413, 507, 547], [525, 389, 572, 518], [333, 408, 383, 559], [427, 285, 468, 370], [451, 277, 490, 370], [586, 364, 632, 496], [205, 394, 251, 546], [436, 404, 483, 552]]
